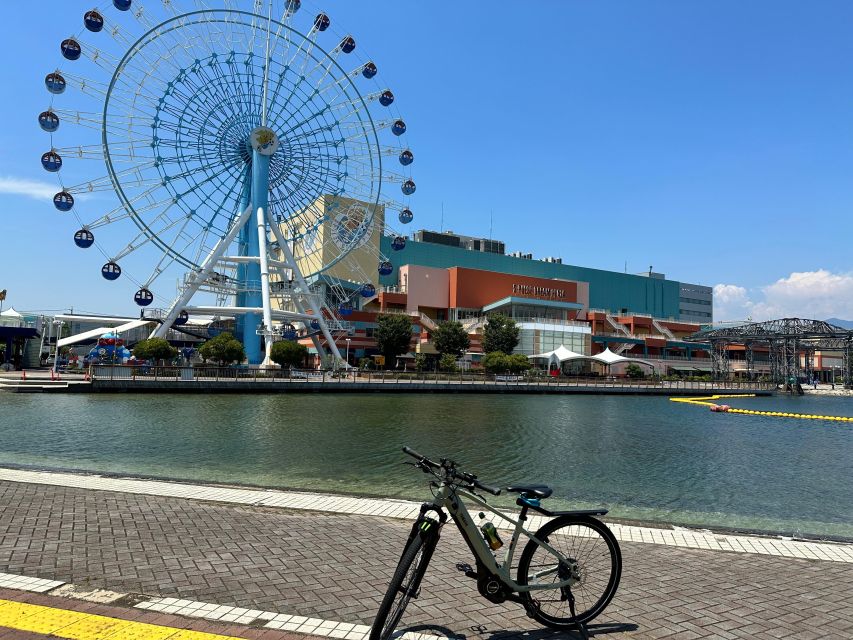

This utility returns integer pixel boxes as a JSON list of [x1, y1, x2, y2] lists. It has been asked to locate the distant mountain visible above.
[[826, 318, 853, 329]]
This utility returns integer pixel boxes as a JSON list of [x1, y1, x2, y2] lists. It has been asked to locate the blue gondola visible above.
[[45, 73, 66, 94], [379, 90, 394, 106], [281, 324, 297, 340], [398, 208, 413, 224], [113, 0, 132, 10], [378, 261, 393, 276], [340, 36, 356, 54], [174, 310, 189, 326], [399, 149, 414, 166], [54, 191, 74, 212], [360, 283, 376, 298], [38, 110, 60, 133], [74, 229, 94, 248], [285, 0, 301, 15], [391, 236, 407, 251], [401, 179, 416, 196], [362, 61, 377, 79], [61, 39, 81, 61], [338, 305, 353, 317], [101, 262, 121, 280], [391, 119, 406, 136], [134, 288, 154, 306], [314, 13, 330, 31], [84, 10, 105, 32], [41, 151, 62, 172]]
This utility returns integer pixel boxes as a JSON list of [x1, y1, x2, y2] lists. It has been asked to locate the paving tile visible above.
[[0, 478, 851, 639]]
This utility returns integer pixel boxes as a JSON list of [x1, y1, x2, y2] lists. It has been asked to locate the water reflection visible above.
[[0, 393, 851, 537]]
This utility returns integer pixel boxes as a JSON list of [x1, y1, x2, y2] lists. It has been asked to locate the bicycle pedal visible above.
[[455, 562, 477, 579]]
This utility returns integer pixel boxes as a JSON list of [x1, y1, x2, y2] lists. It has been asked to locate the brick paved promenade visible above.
[[0, 477, 851, 639]]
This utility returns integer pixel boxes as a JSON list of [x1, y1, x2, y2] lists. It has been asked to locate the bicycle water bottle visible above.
[[479, 512, 503, 550]]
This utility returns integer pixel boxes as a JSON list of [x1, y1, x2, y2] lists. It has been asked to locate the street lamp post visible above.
[[345, 338, 352, 381], [52, 320, 64, 375]]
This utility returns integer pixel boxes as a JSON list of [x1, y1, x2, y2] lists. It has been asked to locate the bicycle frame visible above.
[[429, 483, 573, 593]]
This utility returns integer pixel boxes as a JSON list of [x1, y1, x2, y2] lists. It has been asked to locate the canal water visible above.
[[1, 393, 851, 539]]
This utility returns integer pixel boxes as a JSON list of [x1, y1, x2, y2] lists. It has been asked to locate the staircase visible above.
[[603, 313, 635, 354], [604, 313, 632, 337], [417, 312, 438, 331], [652, 318, 676, 340], [461, 316, 487, 332]]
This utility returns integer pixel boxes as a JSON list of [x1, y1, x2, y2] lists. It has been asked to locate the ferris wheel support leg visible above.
[[265, 211, 345, 366], [151, 203, 255, 340], [253, 155, 276, 368]]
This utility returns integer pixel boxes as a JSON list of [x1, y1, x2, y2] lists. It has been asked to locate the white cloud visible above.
[[713, 270, 853, 323], [713, 284, 752, 322], [0, 176, 57, 200]]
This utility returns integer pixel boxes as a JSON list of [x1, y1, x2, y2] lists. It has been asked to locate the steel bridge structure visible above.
[[684, 318, 853, 388]]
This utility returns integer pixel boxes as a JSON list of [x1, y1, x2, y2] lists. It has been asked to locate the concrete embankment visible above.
[[86, 378, 774, 395]]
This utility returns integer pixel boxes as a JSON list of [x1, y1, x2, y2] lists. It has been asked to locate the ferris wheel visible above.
[[39, 0, 416, 366]]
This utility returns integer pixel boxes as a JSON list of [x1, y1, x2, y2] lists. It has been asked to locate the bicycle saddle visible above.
[[505, 484, 553, 499]]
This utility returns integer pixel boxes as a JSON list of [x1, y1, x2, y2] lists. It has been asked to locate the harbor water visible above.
[[1, 392, 851, 538]]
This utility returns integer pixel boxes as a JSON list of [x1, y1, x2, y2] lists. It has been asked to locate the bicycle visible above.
[[370, 447, 622, 640]]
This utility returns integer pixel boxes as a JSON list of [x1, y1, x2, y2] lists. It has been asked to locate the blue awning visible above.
[[0, 327, 38, 340]]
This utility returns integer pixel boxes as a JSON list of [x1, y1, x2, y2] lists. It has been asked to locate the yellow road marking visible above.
[[0, 599, 245, 640], [670, 394, 853, 422]]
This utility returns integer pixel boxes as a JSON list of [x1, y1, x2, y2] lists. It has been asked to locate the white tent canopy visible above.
[[591, 347, 656, 369], [528, 345, 657, 370], [0, 307, 25, 327], [528, 345, 588, 363]]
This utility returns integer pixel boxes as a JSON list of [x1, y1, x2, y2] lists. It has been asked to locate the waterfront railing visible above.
[[89, 365, 773, 391]]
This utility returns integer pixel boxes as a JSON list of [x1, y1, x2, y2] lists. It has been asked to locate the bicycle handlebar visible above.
[[402, 446, 502, 496]]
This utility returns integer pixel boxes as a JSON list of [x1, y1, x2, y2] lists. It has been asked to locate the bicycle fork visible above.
[[396, 503, 446, 598]]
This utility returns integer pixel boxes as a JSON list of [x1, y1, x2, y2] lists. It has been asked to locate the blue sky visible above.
[[3, 1, 853, 320]]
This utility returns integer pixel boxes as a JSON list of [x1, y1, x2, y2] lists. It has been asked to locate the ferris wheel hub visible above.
[[250, 127, 280, 157]]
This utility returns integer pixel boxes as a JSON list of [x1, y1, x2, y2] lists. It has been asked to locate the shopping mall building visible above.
[[297, 218, 716, 374]]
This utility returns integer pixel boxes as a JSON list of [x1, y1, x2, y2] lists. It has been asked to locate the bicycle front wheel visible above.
[[517, 515, 621, 629], [370, 534, 432, 640]]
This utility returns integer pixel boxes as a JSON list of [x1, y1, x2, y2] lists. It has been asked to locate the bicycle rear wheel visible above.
[[517, 515, 621, 629], [370, 534, 432, 640]]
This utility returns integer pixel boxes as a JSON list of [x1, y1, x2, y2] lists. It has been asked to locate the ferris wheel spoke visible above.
[[111, 213, 186, 263], [81, 206, 136, 231], [61, 163, 159, 195], [50, 109, 149, 135], [127, 3, 155, 29], [208, 59, 256, 121], [73, 40, 121, 73], [269, 48, 341, 125]]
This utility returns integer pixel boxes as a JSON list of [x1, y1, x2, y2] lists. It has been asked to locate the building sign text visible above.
[[512, 284, 566, 299]]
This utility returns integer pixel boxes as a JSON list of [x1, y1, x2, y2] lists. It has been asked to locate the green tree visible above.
[[506, 353, 532, 374], [625, 363, 644, 379], [375, 313, 413, 368], [413, 353, 427, 372], [439, 353, 458, 372], [482, 351, 509, 374], [132, 338, 177, 364], [433, 320, 470, 358], [199, 332, 245, 365], [482, 313, 520, 355], [270, 340, 308, 369]]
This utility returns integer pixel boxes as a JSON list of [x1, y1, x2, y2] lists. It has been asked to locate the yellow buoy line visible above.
[[670, 394, 853, 422]]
